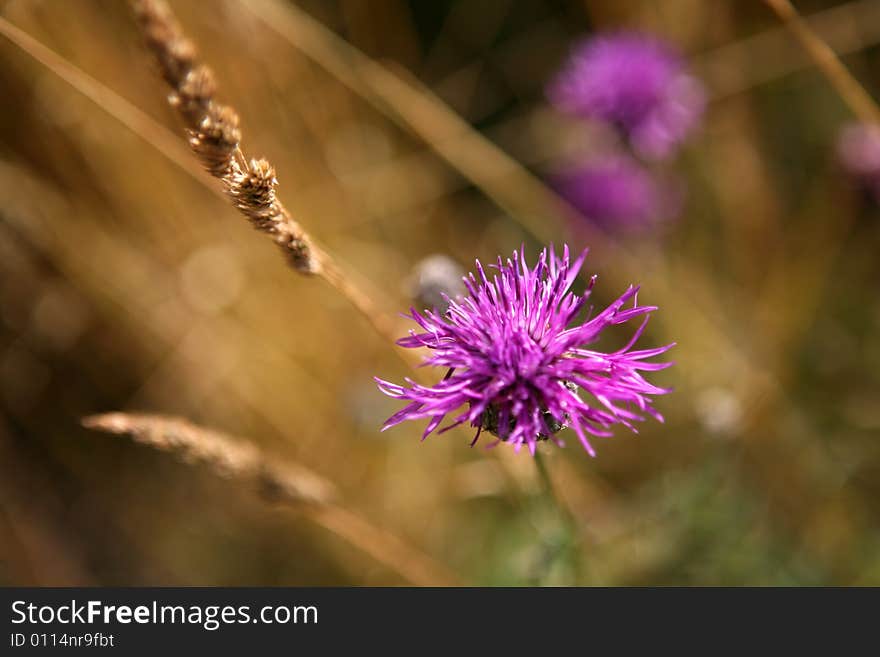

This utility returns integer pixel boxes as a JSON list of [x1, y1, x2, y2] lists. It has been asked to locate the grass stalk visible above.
[[764, 0, 880, 124], [83, 412, 461, 586]]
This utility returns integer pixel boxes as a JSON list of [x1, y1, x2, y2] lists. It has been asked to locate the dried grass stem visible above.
[[131, 0, 318, 274], [83, 412, 460, 585], [82, 412, 337, 505]]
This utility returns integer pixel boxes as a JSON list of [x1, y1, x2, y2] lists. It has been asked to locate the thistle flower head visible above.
[[837, 122, 880, 193], [554, 155, 682, 232], [408, 254, 466, 315], [375, 246, 674, 456], [548, 32, 705, 160]]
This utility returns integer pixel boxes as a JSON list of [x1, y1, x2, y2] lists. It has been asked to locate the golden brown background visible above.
[[1, 0, 879, 585]]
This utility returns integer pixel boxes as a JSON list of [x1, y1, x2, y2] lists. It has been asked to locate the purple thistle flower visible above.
[[548, 32, 705, 160], [375, 246, 674, 456], [554, 155, 682, 232], [837, 122, 880, 201]]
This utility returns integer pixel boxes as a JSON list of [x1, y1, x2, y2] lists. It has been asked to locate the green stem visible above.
[[529, 450, 579, 585], [533, 450, 555, 499]]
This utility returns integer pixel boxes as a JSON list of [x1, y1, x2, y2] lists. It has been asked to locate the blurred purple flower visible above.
[[548, 32, 705, 160], [554, 155, 682, 232], [837, 122, 880, 200], [375, 246, 673, 456]]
